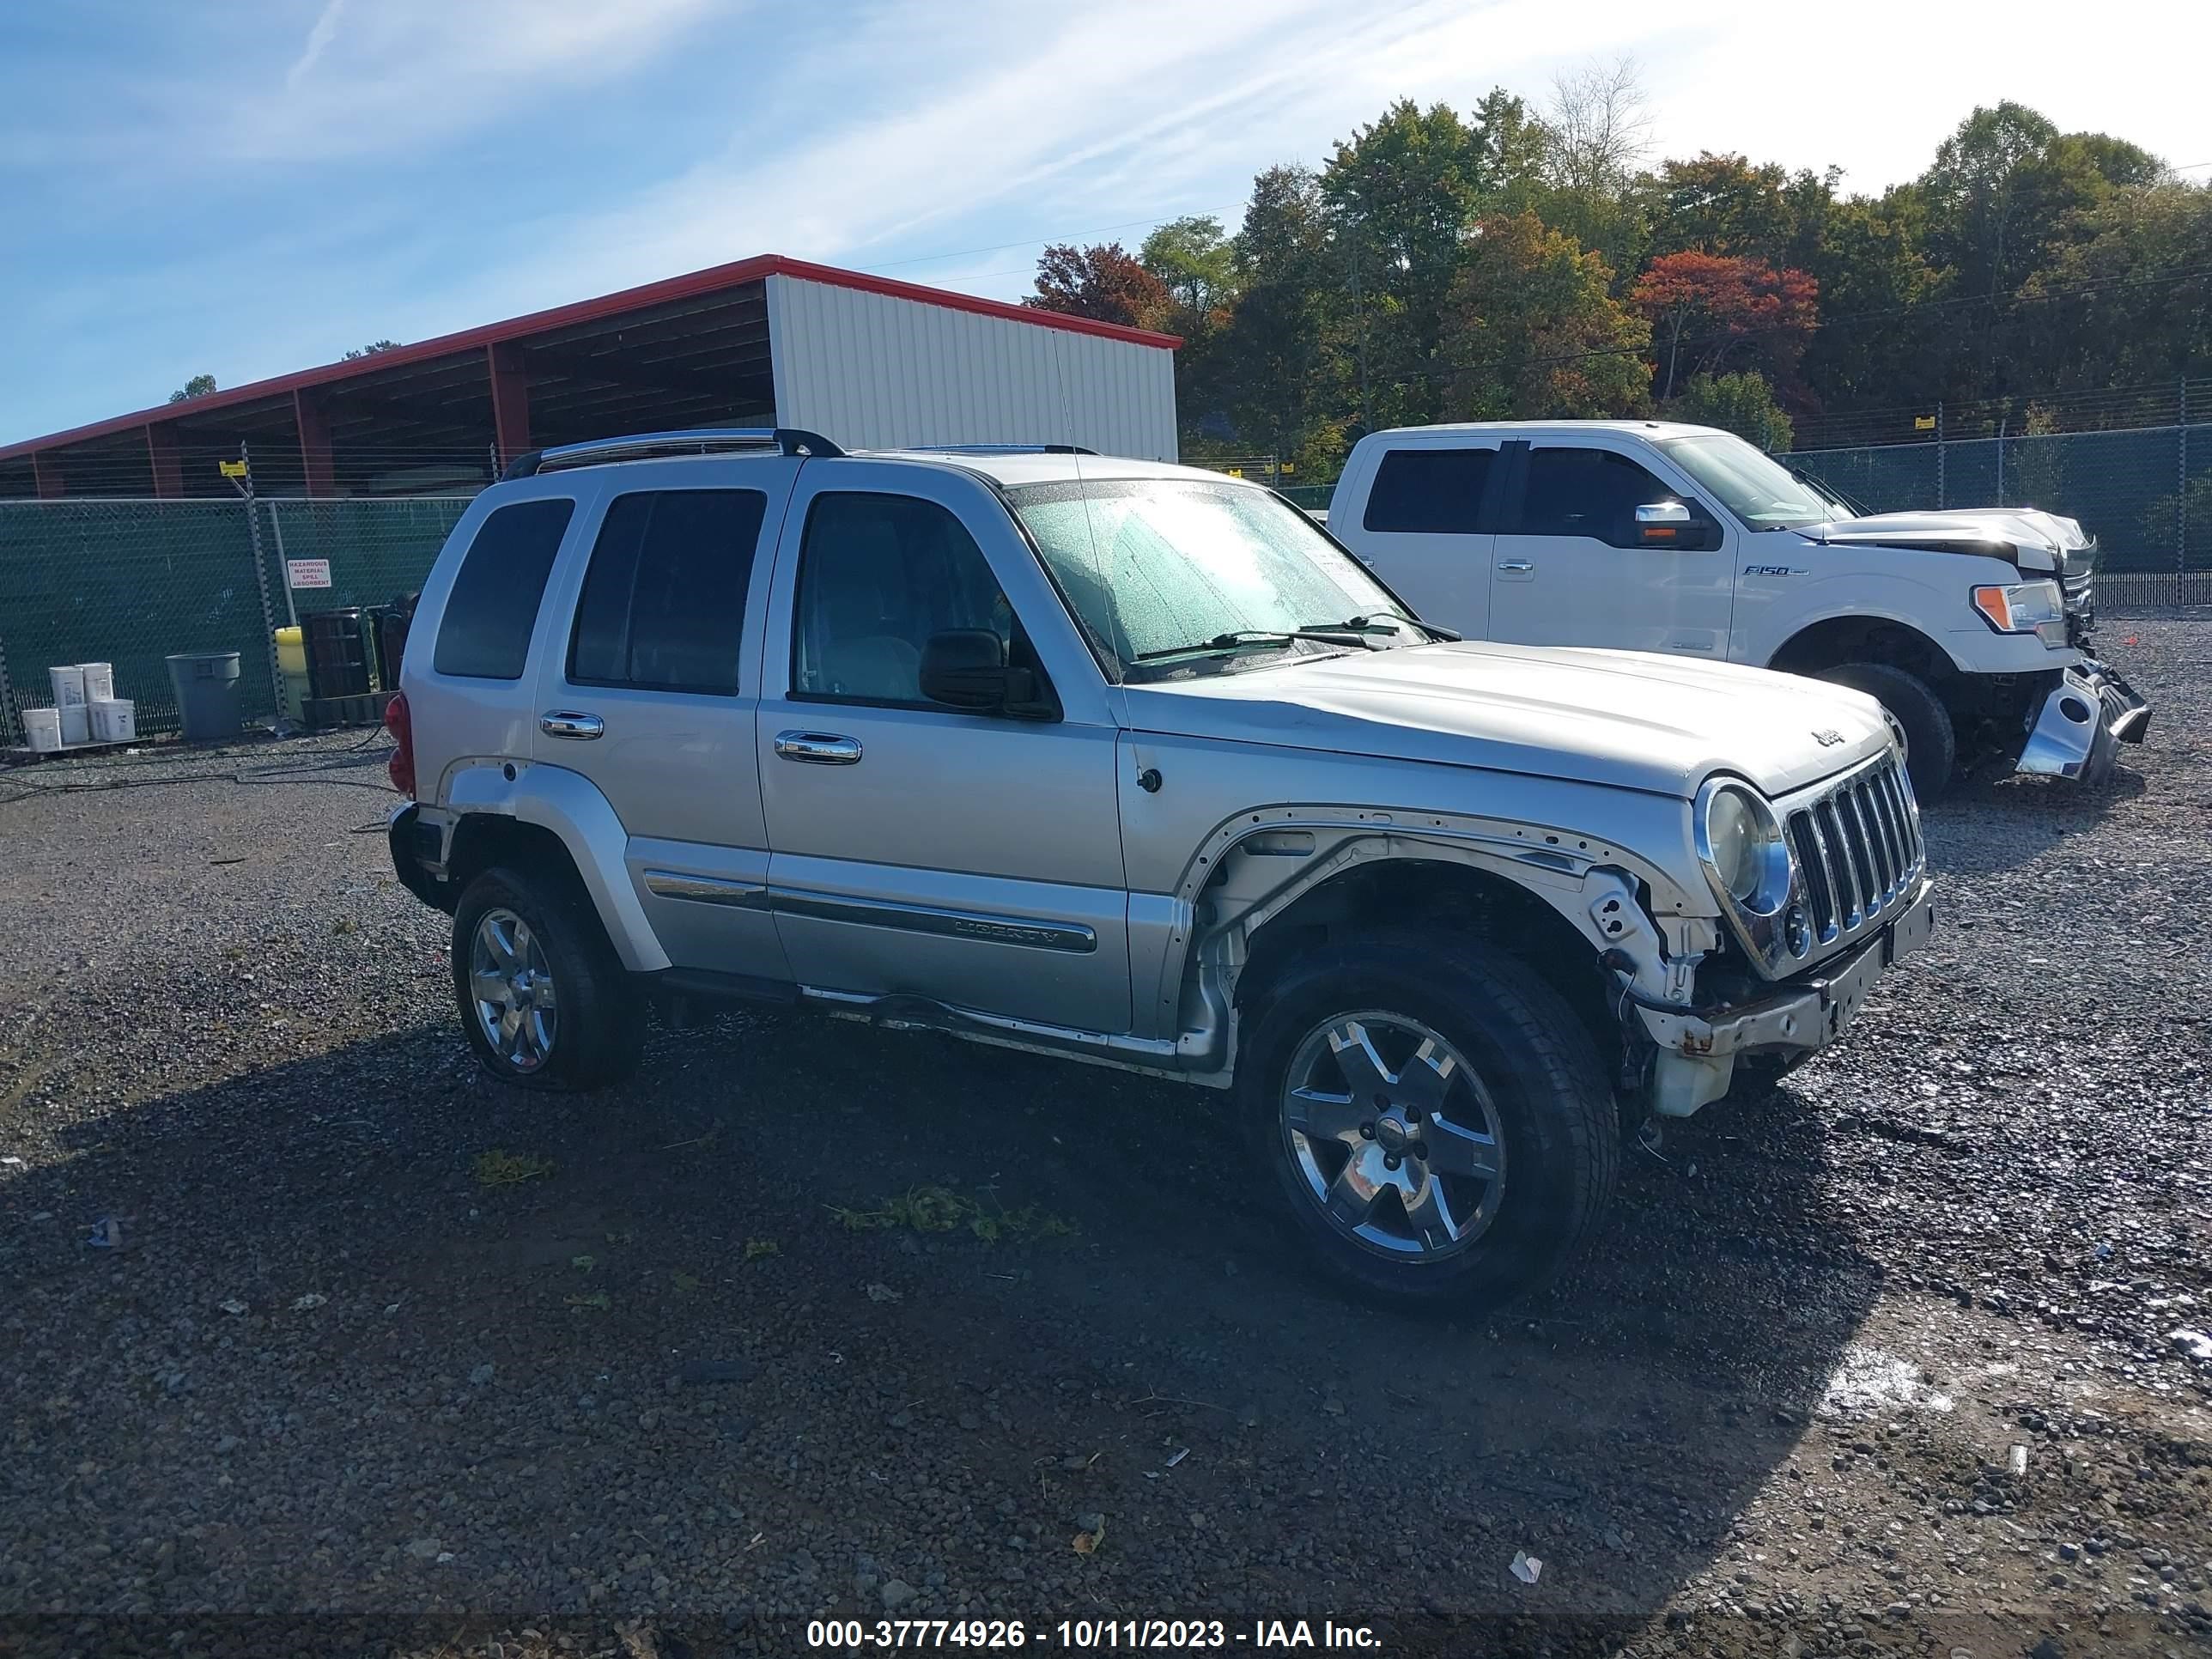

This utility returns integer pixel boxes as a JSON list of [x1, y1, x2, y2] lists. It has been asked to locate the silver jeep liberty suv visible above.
[[386, 428, 1935, 1306]]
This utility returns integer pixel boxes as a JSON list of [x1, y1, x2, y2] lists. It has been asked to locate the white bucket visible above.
[[58, 704, 91, 746], [91, 698, 137, 742], [50, 665, 87, 709], [77, 662, 115, 702], [23, 707, 63, 753]]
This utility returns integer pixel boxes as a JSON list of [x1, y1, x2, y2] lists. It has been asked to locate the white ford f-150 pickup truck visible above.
[[1329, 421, 2150, 797]]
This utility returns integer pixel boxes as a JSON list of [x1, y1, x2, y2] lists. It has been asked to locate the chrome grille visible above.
[[1785, 754, 1924, 953]]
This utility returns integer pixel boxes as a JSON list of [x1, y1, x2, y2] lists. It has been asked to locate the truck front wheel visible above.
[[1237, 932, 1618, 1309], [1815, 661, 1956, 799]]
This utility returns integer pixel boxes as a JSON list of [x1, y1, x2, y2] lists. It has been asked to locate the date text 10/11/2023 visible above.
[[805, 1619, 1384, 1650]]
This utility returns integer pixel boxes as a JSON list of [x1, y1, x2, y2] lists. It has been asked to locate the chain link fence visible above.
[[0, 495, 471, 746], [1781, 419, 2210, 607]]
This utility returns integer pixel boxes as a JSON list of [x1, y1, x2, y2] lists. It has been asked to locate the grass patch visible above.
[[743, 1238, 780, 1262], [828, 1183, 1076, 1244], [473, 1149, 555, 1187]]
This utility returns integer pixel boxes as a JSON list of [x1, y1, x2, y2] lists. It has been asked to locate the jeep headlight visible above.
[[1971, 580, 2063, 634], [1696, 780, 1792, 918]]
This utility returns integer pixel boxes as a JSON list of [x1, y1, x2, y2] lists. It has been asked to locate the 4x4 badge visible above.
[[1811, 728, 1845, 747]]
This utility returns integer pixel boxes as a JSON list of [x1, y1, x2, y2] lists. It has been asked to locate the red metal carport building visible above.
[[0, 256, 1180, 500]]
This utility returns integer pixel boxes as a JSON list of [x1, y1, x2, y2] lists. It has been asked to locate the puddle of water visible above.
[[1816, 1344, 1955, 1418]]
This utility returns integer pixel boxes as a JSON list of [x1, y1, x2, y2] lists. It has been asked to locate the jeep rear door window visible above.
[[1363, 447, 1492, 533], [568, 489, 768, 694], [1516, 448, 1677, 541], [792, 492, 1010, 704], [432, 498, 575, 679]]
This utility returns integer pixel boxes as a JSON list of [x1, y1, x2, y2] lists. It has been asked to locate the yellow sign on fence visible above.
[[1913, 416, 1936, 431], [217, 459, 248, 478]]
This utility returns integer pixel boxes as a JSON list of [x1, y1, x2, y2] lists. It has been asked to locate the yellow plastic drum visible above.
[[274, 626, 310, 724]]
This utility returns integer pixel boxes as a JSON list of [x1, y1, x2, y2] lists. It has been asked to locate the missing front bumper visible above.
[[1644, 879, 1937, 1116], [2016, 659, 2150, 783]]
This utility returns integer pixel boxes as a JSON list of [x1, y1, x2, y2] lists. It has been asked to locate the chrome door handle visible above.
[[540, 710, 605, 739], [775, 730, 863, 765], [1497, 560, 1535, 573]]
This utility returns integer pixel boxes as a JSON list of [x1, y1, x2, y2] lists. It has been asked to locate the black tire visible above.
[[1815, 661, 1956, 799], [451, 864, 643, 1091], [1237, 930, 1619, 1310]]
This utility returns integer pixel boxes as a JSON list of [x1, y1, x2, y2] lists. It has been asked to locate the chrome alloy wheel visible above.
[[469, 907, 557, 1073], [1280, 1011, 1506, 1260]]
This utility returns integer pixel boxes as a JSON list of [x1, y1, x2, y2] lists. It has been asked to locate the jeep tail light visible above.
[[384, 691, 416, 799]]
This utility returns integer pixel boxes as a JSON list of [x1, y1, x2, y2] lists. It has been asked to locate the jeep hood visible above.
[[1129, 641, 1891, 799], [1798, 507, 2090, 574]]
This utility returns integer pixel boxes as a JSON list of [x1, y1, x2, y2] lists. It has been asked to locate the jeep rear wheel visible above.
[[452, 866, 642, 1091], [1238, 932, 1618, 1309]]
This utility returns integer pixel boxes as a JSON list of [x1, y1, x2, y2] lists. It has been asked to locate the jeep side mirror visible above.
[[919, 629, 1053, 719], [919, 629, 1009, 709]]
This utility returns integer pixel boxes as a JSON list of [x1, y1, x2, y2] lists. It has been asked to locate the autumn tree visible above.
[[1025, 242, 1173, 331], [1437, 213, 1650, 420], [1632, 252, 1819, 399]]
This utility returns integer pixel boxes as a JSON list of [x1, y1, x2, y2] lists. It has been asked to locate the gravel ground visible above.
[[2, 625, 2209, 1659]]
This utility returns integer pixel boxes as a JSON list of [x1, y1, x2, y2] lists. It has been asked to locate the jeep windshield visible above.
[[1007, 477, 1425, 681], [1660, 432, 1844, 530]]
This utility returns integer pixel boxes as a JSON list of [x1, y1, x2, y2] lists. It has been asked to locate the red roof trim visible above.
[[1, 253, 1180, 463]]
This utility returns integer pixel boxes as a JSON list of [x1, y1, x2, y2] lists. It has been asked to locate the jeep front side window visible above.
[[793, 492, 1016, 707], [1009, 478, 1415, 678]]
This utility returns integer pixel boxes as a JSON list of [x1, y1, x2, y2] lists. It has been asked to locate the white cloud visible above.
[[222, 0, 722, 161], [285, 0, 349, 92]]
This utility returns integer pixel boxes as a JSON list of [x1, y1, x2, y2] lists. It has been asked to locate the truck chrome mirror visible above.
[[1634, 500, 1695, 547]]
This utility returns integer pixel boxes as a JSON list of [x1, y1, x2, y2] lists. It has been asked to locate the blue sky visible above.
[[3, 0, 2205, 444]]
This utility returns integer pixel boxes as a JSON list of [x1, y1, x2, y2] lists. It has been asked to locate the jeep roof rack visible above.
[[913, 443, 1098, 456], [502, 427, 843, 480]]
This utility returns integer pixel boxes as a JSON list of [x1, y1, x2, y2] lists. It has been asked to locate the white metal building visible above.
[[3, 254, 1182, 499]]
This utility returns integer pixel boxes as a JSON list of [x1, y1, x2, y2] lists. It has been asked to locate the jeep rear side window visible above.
[[1363, 448, 1492, 534], [432, 498, 576, 680], [568, 489, 768, 695], [1516, 448, 1675, 539]]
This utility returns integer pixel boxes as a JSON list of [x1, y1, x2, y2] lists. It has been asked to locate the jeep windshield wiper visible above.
[[1133, 629, 1356, 662], [1304, 613, 1460, 643]]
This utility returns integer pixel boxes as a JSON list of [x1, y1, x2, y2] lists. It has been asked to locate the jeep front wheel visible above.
[[452, 866, 642, 1091], [1238, 933, 1618, 1309]]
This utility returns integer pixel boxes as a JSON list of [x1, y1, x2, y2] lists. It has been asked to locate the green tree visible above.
[[1437, 213, 1650, 419], [2013, 180, 2212, 387], [1139, 216, 1236, 325], [1469, 88, 1547, 216], [1216, 165, 1347, 471], [1644, 152, 1802, 266], [167, 374, 216, 403], [343, 339, 402, 360], [1914, 102, 2164, 300], [1667, 370, 1795, 449], [1322, 99, 1487, 424]]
